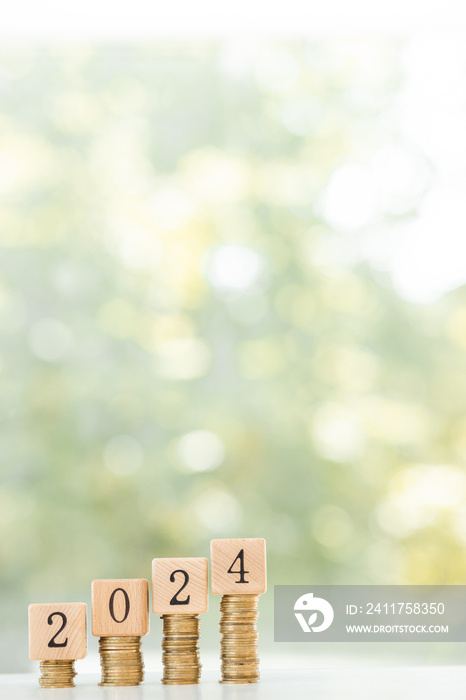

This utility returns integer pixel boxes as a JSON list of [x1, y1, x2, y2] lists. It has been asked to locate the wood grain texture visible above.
[[91, 579, 149, 637], [28, 603, 87, 661], [152, 557, 208, 614], [210, 538, 267, 595]]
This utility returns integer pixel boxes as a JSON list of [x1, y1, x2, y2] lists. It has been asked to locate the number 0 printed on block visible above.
[[91, 579, 149, 637], [210, 538, 267, 595], [28, 603, 87, 661], [152, 558, 208, 614]]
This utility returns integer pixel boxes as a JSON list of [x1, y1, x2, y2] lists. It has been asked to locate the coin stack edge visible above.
[[39, 659, 76, 688], [219, 594, 260, 684], [161, 613, 201, 685], [98, 635, 144, 687]]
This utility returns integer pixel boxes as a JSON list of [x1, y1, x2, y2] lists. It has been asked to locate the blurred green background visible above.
[[2, 38, 466, 671]]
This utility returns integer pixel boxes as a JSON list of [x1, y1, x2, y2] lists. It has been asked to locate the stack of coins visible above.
[[39, 660, 76, 688], [98, 636, 144, 686], [219, 594, 259, 684], [161, 614, 201, 685]]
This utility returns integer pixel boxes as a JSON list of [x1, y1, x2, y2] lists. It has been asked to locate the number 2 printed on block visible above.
[[28, 603, 87, 661], [152, 558, 208, 615]]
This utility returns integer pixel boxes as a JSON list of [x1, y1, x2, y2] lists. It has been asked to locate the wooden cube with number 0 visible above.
[[92, 579, 149, 637], [152, 557, 208, 614], [28, 603, 87, 661], [210, 538, 267, 595]]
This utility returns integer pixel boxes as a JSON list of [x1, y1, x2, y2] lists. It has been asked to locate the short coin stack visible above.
[[161, 614, 201, 685], [28, 603, 87, 689], [98, 636, 144, 687], [39, 659, 76, 688], [220, 594, 259, 683]]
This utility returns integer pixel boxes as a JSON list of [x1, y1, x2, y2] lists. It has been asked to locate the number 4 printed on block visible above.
[[210, 538, 267, 595]]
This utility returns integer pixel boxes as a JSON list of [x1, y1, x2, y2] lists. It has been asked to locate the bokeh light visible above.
[[177, 430, 225, 473], [1, 33, 466, 670]]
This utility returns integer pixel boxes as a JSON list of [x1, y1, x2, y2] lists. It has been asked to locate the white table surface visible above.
[[2, 668, 466, 700]]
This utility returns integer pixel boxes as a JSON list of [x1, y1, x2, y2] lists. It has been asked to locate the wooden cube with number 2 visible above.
[[92, 579, 149, 637], [29, 603, 87, 661], [210, 538, 267, 595], [152, 557, 208, 614]]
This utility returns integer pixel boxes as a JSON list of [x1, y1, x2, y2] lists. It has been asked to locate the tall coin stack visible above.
[[98, 636, 144, 687], [92, 579, 150, 688], [161, 614, 201, 684], [210, 538, 267, 685], [219, 594, 259, 683], [39, 660, 76, 688]]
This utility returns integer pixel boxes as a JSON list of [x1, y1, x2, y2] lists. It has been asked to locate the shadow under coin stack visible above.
[[92, 579, 149, 687], [211, 538, 267, 684]]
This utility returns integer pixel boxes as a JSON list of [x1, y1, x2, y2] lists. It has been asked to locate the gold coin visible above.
[[160, 614, 201, 686], [98, 635, 144, 687], [39, 660, 76, 689], [219, 594, 261, 685]]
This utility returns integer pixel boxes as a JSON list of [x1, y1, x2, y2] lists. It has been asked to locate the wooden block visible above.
[[91, 579, 149, 637], [28, 603, 87, 661], [210, 538, 267, 595], [152, 557, 208, 614]]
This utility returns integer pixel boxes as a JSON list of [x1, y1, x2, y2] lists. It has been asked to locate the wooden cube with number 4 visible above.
[[29, 603, 87, 661], [92, 579, 149, 637], [210, 538, 267, 595], [152, 557, 208, 614]]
